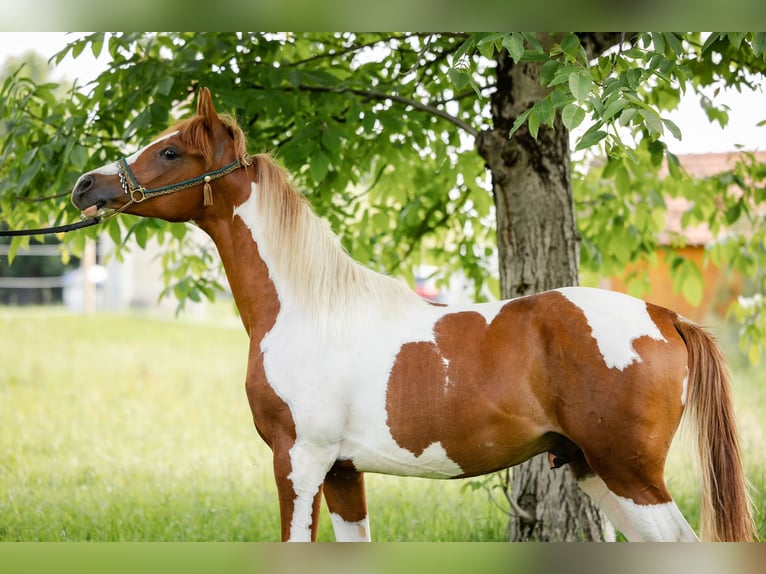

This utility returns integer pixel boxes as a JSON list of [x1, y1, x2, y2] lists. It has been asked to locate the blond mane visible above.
[[245, 153, 427, 325]]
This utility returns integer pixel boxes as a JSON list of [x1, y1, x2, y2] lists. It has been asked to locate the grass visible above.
[[0, 307, 504, 542], [0, 307, 762, 541]]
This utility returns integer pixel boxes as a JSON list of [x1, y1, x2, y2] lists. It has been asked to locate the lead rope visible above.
[[0, 216, 102, 237]]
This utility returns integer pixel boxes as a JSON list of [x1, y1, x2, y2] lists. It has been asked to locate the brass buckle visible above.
[[130, 187, 148, 203]]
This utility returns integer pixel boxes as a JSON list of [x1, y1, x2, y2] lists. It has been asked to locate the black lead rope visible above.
[[0, 216, 102, 237]]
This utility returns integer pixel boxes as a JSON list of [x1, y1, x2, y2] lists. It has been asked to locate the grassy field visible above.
[[0, 307, 763, 541]]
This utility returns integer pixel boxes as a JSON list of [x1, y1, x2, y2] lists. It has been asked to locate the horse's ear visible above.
[[197, 87, 217, 125]]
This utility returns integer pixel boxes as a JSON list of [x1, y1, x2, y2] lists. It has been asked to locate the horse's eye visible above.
[[161, 147, 179, 161]]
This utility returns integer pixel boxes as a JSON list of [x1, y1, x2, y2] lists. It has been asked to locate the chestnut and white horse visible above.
[[72, 88, 755, 542]]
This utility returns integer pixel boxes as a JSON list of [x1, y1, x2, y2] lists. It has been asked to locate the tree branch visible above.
[[297, 84, 479, 138], [284, 33, 417, 68]]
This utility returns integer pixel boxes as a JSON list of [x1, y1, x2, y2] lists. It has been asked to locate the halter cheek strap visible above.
[[116, 153, 253, 206]]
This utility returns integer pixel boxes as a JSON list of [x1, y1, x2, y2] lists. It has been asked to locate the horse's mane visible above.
[[245, 153, 427, 325], [163, 111, 426, 322]]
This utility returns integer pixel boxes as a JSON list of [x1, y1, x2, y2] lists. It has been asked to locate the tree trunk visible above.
[[476, 48, 610, 541]]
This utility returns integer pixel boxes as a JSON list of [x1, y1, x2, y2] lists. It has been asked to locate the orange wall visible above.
[[607, 247, 742, 322]]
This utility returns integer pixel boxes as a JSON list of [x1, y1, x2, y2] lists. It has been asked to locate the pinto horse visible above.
[[71, 88, 755, 542]]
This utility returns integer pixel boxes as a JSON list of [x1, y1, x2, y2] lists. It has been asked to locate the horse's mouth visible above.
[[81, 200, 107, 218]]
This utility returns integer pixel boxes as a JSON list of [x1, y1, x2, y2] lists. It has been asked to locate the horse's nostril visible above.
[[74, 174, 95, 197]]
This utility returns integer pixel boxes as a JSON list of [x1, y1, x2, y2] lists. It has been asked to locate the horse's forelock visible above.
[[164, 113, 246, 168]]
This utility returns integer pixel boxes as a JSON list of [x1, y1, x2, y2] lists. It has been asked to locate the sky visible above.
[[0, 32, 764, 155]]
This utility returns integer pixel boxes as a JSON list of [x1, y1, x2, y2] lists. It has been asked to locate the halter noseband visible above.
[[116, 153, 253, 205]]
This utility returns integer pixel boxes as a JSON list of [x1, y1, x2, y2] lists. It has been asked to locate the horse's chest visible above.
[[254, 309, 505, 478]]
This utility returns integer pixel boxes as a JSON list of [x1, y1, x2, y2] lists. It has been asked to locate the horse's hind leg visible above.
[[323, 462, 371, 542], [577, 473, 698, 541], [565, 439, 698, 542]]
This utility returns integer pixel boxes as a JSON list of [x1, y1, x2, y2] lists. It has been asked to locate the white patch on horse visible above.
[[234, 183, 468, 535], [578, 475, 697, 541], [576, 476, 619, 540], [330, 513, 371, 542], [557, 287, 666, 371], [681, 368, 689, 405], [86, 131, 180, 178], [612, 492, 699, 541]]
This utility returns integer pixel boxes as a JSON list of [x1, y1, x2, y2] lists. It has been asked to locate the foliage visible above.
[[1, 32, 766, 357], [1, 33, 498, 301], [478, 32, 766, 360]]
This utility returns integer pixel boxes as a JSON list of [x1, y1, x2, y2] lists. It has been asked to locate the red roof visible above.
[[659, 151, 766, 246]]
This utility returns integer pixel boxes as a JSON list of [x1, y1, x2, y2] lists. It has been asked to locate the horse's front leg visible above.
[[273, 440, 334, 541], [323, 462, 371, 542]]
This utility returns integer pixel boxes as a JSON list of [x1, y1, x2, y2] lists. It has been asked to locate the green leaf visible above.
[[502, 32, 524, 63], [575, 128, 607, 151], [663, 32, 683, 56], [156, 76, 174, 96], [107, 218, 122, 246], [639, 108, 664, 137], [447, 67, 469, 90], [666, 152, 682, 179], [508, 108, 532, 139], [602, 96, 628, 121], [7, 236, 26, 264], [680, 262, 703, 307], [71, 40, 86, 59], [662, 118, 682, 140], [90, 35, 104, 59], [562, 103, 586, 131], [71, 144, 88, 170], [727, 32, 745, 49], [753, 32, 766, 57], [540, 60, 561, 86], [476, 33, 507, 46], [188, 286, 201, 303], [560, 33, 581, 60], [569, 70, 592, 102], [527, 113, 540, 139], [477, 39, 497, 59], [309, 150, 330, 182], [532, 97, 554, 127], [522, 33, 544, 54], [701, 32, 724, 53], [452, 35, 476, 66]]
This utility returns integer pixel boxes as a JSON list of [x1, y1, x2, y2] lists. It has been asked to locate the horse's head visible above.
[[72, 87, 250, 223]]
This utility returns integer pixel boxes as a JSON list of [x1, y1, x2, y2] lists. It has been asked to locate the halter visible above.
[[116, 153, 253, 205]]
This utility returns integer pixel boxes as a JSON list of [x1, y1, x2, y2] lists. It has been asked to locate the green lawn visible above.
[[0, 307, 762, 541]]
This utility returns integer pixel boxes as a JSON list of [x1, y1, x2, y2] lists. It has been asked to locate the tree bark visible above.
[[476, 45, 610, 541]]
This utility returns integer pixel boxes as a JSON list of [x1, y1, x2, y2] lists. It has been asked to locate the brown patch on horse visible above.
[[323, 460, 369, 525], [385, 291, 691, 502], [203, 205, 301, 540], [385, 299, 563, 477], [546, 296, 688, 505]]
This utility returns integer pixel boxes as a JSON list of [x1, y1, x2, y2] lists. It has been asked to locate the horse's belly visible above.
[[338, 435, 464, 479]]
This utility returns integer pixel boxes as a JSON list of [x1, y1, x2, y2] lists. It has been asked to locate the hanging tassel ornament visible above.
[[203, 176, 214, 207]]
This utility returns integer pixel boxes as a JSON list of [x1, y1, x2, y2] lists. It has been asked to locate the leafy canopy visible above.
[[1, 32, 765, 359]]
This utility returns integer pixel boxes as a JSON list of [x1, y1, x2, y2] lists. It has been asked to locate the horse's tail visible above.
[[673, 315, 756, 541]]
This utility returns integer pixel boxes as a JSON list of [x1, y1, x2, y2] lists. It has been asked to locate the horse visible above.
[[71, 87, 755, 542]]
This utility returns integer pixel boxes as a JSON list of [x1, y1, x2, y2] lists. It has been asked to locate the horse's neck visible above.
[[200, 214, 281, 340], [201, 176, 427, 337]]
